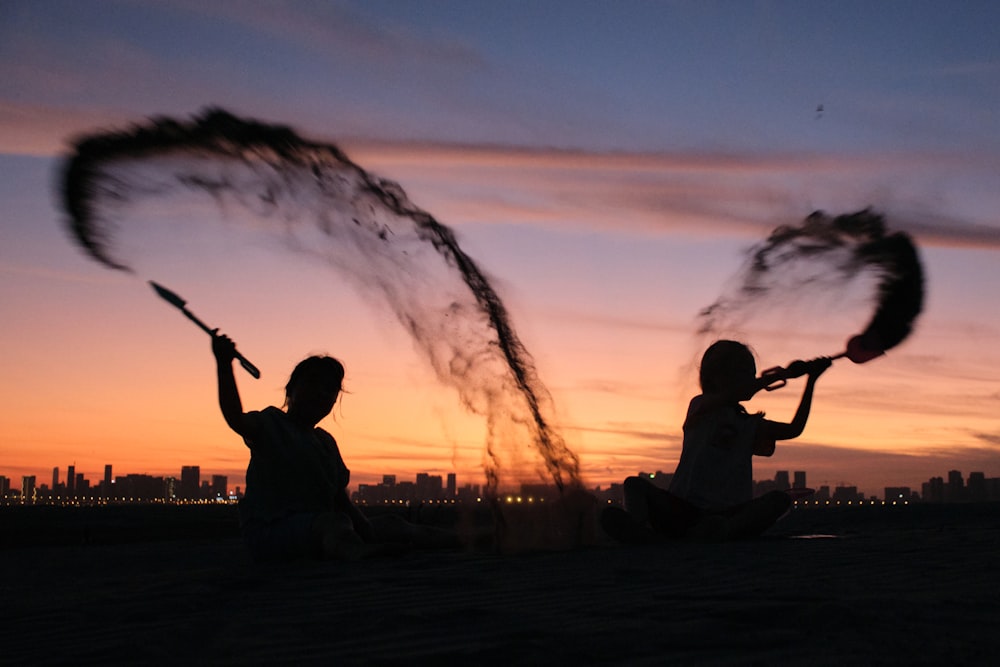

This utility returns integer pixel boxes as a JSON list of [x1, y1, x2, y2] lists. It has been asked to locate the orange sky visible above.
[[3, 141, 1000, 498]]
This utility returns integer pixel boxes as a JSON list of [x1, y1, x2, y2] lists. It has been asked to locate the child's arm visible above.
[[683, 380, 754, 427], [754, 358, 831, 453], [212, 332, 248, 436]]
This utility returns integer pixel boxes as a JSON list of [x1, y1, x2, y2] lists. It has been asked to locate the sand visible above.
[[2, 503, 998, 665]]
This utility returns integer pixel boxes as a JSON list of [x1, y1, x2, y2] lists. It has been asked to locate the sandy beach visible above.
[[2, 503, 998, 665]]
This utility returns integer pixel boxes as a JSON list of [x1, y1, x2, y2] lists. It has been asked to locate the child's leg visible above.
[[313, 511, 375, 560], [599, 505, 664, 544], [604, 477, 698, 542], [645, 488, 702, 538], [369, 513, 462, 549], [623, 476, 655, 523], [722, 490, 792, 539], [243, 514, 320, 562]]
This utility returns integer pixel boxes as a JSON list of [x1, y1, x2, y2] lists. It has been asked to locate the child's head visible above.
[[284, 355, 345, 425], [699, 340, 756, 395]]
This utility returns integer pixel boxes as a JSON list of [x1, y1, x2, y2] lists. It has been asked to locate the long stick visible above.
[[149, 281, 261, 378]]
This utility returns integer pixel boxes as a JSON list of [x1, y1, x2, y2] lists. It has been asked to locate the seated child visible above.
[[603, 340, 830, 542], [212, 332, 456, 561]]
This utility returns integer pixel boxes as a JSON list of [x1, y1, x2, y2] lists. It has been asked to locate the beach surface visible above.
[[2, 503, 998, 665]]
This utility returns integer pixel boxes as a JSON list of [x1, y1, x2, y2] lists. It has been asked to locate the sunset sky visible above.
[[2, 1, 999, 497]]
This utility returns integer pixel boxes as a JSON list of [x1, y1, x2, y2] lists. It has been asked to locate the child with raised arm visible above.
[[213, 332, 455, 561], [603, 340, 831, 542]]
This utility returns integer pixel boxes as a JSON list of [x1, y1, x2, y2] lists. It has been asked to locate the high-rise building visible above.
[[884, 487, 911, 501], [22, 476, 36, 504], [67, 465, 76, 495], [415, 473, 443, 501], [923, 476, 945, 503], [793, 471, 806, 489], [945, 470, 965, 503], [211, 475, 228, 499], [967, 472, 986, 502], [104, 465, 113, 497], [446, 473, 456, 499], [181, 466, 200, 500], [774, 471, 790, 491]]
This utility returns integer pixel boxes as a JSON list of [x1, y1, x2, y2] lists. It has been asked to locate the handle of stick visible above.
[[237, 354, 261, 379]]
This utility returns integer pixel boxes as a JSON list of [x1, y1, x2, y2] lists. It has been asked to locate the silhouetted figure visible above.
[[212, 333, 456, 561], [602, 340, 831, 542]]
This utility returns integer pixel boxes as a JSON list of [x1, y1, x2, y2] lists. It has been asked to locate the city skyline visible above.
[[5, 461, 997, 506]]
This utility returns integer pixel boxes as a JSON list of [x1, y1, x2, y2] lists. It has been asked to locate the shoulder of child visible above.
[[684, 394, 714, 427]]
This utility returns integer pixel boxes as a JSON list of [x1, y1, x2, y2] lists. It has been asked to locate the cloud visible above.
[[5, 99, 999, 249], [0, 102, 126, 156], [566, 423, 680, 446], [973, 432, 1000, 447], [172, 0, 487, 71], [346, 141, 1000, 248]]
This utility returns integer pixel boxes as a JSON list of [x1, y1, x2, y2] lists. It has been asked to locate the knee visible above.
[[762, 490, 792, 512]]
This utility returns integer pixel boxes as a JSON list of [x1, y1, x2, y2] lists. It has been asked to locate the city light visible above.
[[1, 465, 997, 507]]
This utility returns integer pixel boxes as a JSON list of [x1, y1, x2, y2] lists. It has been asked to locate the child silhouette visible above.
[[212, 332, 455, 561], [603, 340, 831, 542]]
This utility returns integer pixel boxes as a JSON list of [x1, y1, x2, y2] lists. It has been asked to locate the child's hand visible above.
[[805, 356, 832, 379], [211, 330, 237, 363]]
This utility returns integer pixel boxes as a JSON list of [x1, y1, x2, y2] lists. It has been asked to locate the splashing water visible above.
[[699, 208, 925, 359], [60, 108, 581, 498]]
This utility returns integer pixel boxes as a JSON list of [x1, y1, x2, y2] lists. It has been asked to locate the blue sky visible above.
[[2, 1, 999, 495]]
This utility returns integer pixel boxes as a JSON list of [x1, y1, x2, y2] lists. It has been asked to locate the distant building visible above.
[[600, 482, 625, 506], [832, 485, 861, 502], [519, 484, 560, 501], [884, 487, 912, 502], [415, 473, 443, 501], [793, 471, 806, 489], [774, 471, 791, 491], [638, 471, 672, 490], [21, 476, 36, 504], [922, 476, 944, 503], [211, 475, 228, 499], [967, 472, 986, 502], [753, 478, 778, 496], [116, 474, 167, 501], [181, 466, 200, 500], [945, 470, 965, 503]]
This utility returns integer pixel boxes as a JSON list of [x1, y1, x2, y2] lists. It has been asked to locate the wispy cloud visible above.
[[348, 141, 1000, 248], [5, 100, 999, 249], [0, 102, 126, 156], [167, 0, 488, 72]]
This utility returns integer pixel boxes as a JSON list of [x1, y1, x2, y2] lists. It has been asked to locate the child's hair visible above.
[[284, 355, 345, 399], [699, 340, 756, 393]]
